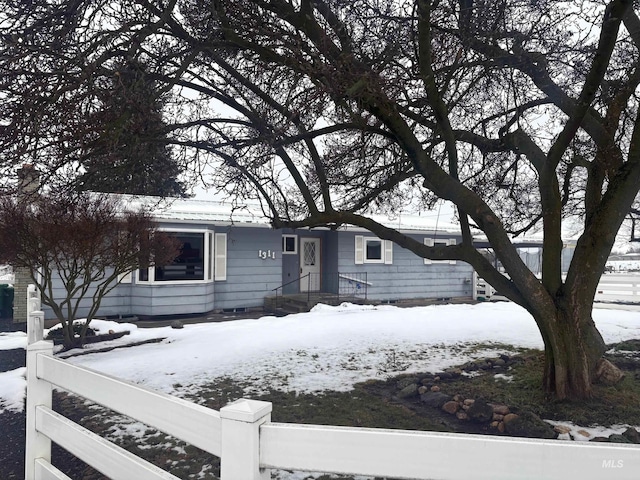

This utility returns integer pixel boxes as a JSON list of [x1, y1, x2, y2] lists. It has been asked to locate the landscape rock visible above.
[[503, 411, 556, 439], [503, 413, 518, 423], [396, 377, 417, 390], [420, 377, 433, 386], [466, 398, 494, 423], [418, 386, 428, 395], [442, 401, 460, 414], [491, 404, 510, 416], [622, 427, 640, 444], [420, 391, 451, 408], [430, 385, 441, 392], [397, 383, 418, 399], [594, 358, 624, 385], [553, 425, 572, 435], [456, 411, 468, 421], [607, 434, 633, 444], [464, 362, 477, 371], [170, 320, 184, 329]]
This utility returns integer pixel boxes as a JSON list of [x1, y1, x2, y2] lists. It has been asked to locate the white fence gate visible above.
[[25, 312, 639, 480]]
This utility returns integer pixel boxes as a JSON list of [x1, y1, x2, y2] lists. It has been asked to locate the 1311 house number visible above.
[[258, 249, 276, 260]]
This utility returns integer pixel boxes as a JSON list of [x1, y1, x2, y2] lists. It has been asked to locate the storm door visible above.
[[300, 238, 321, 292]]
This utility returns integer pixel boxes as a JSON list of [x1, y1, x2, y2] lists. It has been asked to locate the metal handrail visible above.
[[270, 272, 368, 312], [271, 273, 312, 310]]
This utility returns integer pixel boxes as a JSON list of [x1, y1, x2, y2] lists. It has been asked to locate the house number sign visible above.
[[258, 249, 276, 260]]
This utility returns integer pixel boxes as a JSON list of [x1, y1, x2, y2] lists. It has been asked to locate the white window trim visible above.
[[137, 266, 154, 283], [355, 235, 393, 264], [282, 234, 298, 255], [424, 238, 457, 265], [137, 228, 214, 285]]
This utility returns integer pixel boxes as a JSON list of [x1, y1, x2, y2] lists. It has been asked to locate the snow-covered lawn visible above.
[[2, 302, 640, 442]]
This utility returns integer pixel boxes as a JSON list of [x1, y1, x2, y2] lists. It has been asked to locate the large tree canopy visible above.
[[76, 59, 189, 197], [1, 0, 640, 399]]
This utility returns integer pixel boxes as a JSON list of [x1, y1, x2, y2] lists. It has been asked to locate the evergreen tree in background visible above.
[[78, 59, 187, 197]]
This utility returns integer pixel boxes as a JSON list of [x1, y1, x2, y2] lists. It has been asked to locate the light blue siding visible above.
[[214, 227, 282, 310], [41, 270, 134, 320], [130, 283, 215, 317], [335, 231, 474, 301], [41, 222, 475, 321]]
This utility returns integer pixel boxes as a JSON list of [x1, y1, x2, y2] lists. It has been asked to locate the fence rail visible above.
[[260, 423, 639, 480], [594, 274, 640, 303], [474, 272, 640, 304], [36, 353, 222, 455], [25, 305, 640, 479]]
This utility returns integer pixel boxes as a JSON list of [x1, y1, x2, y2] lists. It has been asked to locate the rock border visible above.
[[392, 354, 640, 444]]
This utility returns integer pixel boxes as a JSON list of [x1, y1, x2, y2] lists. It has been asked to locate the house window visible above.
[[355, 236, 393, 264], [424, 238, 457, 265], [155, 232, 205, 281], [138, 267, 149, 282], [137, 230, 217, 283], [282, 235, 297, 254], [366, 239, 383, 262]]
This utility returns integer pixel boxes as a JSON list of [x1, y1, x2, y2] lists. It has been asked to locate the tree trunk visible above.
[[537, 303, 607, 400]]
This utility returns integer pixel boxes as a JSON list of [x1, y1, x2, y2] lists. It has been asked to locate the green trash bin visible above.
[[0, 284, 13, 319]]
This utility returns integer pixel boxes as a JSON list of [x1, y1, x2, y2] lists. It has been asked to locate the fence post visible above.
[[27, 283, 41, 319], [472, 271, 478, 300], [220, 398, 272, 480], [25, 310, 53, 480]]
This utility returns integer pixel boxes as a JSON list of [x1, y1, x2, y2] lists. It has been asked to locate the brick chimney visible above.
[[17, 164, 40, 199], [13, 164, 41, 323]]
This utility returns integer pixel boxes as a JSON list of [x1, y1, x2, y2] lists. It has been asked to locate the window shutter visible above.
[[424, 238, 434, 264], [118, 271, 132, 284], [448, 239, 457, 264], [214, 233, 227, 281], [355, 235, 364, 264], [384, 240, 393, 264]]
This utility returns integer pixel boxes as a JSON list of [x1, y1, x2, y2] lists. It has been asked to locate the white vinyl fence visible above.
[[594, 274, 640, 303], [474, 272, 640, 304], [25, 312, 640, 480]]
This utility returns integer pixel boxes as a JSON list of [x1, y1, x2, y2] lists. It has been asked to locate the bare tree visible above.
[[0, 192, 179, 349], [1, 0, 640, 398]]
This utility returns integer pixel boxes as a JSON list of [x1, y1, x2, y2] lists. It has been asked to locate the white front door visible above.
[[300, 238, 321, 292]]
